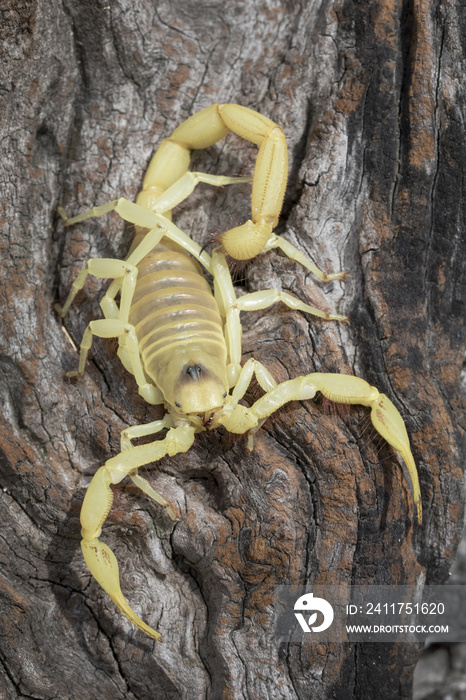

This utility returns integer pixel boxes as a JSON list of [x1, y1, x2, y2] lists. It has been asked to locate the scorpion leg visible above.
[[57, 212, 169, 320], [67, 317, 161, 405], [120, 415, 174, 450], [211, 244, 347, 395], [211, 249, 288, 392], [137, 171, 252, 216], [121, 417, 178, 515], [235, 288, 347, 323], [60, 199, 214, 273], [59, 261, 160, 403], [245, 372, 422, 523], [55, 256, 143, 378], [230, 357, 277, 398], [55, 258, 136, 319], [80, 425, 196, 641], [263, 234, 348, 283], [211, 248, 243, 385], [225, 357, 278, 449]]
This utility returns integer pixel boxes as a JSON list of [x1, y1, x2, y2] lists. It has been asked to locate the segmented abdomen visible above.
[[128, 239, 227, 383]]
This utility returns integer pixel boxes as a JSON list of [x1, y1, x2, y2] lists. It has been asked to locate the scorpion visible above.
[[56, 103, 422, 641]]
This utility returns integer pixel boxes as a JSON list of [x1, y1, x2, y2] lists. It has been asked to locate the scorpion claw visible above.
[[81, 538, 162, 642], [286, 374, 422, 523], [370, 393, 422, 524]]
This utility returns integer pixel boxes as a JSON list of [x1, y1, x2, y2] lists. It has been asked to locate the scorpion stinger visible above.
[[56, 104, 421, 641]]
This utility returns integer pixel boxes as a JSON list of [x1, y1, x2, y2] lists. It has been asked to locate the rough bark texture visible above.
[[1, 1, 465, 699]]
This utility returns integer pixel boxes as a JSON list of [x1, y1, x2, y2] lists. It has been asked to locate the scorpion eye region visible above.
[[169, 361, 229, 416], [175, 377, 228, 415]]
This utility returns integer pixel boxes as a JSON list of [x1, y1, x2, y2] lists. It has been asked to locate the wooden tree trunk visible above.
[[1, 1, 465, 698]]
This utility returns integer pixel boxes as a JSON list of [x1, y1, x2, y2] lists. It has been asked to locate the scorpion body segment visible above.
[[56, 104, 422, 641], [127, 238, 229, 418]]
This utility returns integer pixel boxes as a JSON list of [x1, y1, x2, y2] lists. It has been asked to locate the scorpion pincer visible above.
[[56, 103, 422, 641]]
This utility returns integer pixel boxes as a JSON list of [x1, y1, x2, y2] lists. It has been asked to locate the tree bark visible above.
[[1, 1, 465, 699]]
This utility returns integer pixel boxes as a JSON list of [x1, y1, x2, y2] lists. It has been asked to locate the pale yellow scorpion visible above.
[[56, 104, 422, 641]]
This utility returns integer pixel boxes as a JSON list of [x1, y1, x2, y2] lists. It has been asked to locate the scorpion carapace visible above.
[[56, 103, 422, 641]]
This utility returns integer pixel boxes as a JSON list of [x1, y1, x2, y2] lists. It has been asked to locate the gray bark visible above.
[[1, 0, 465, 698]]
